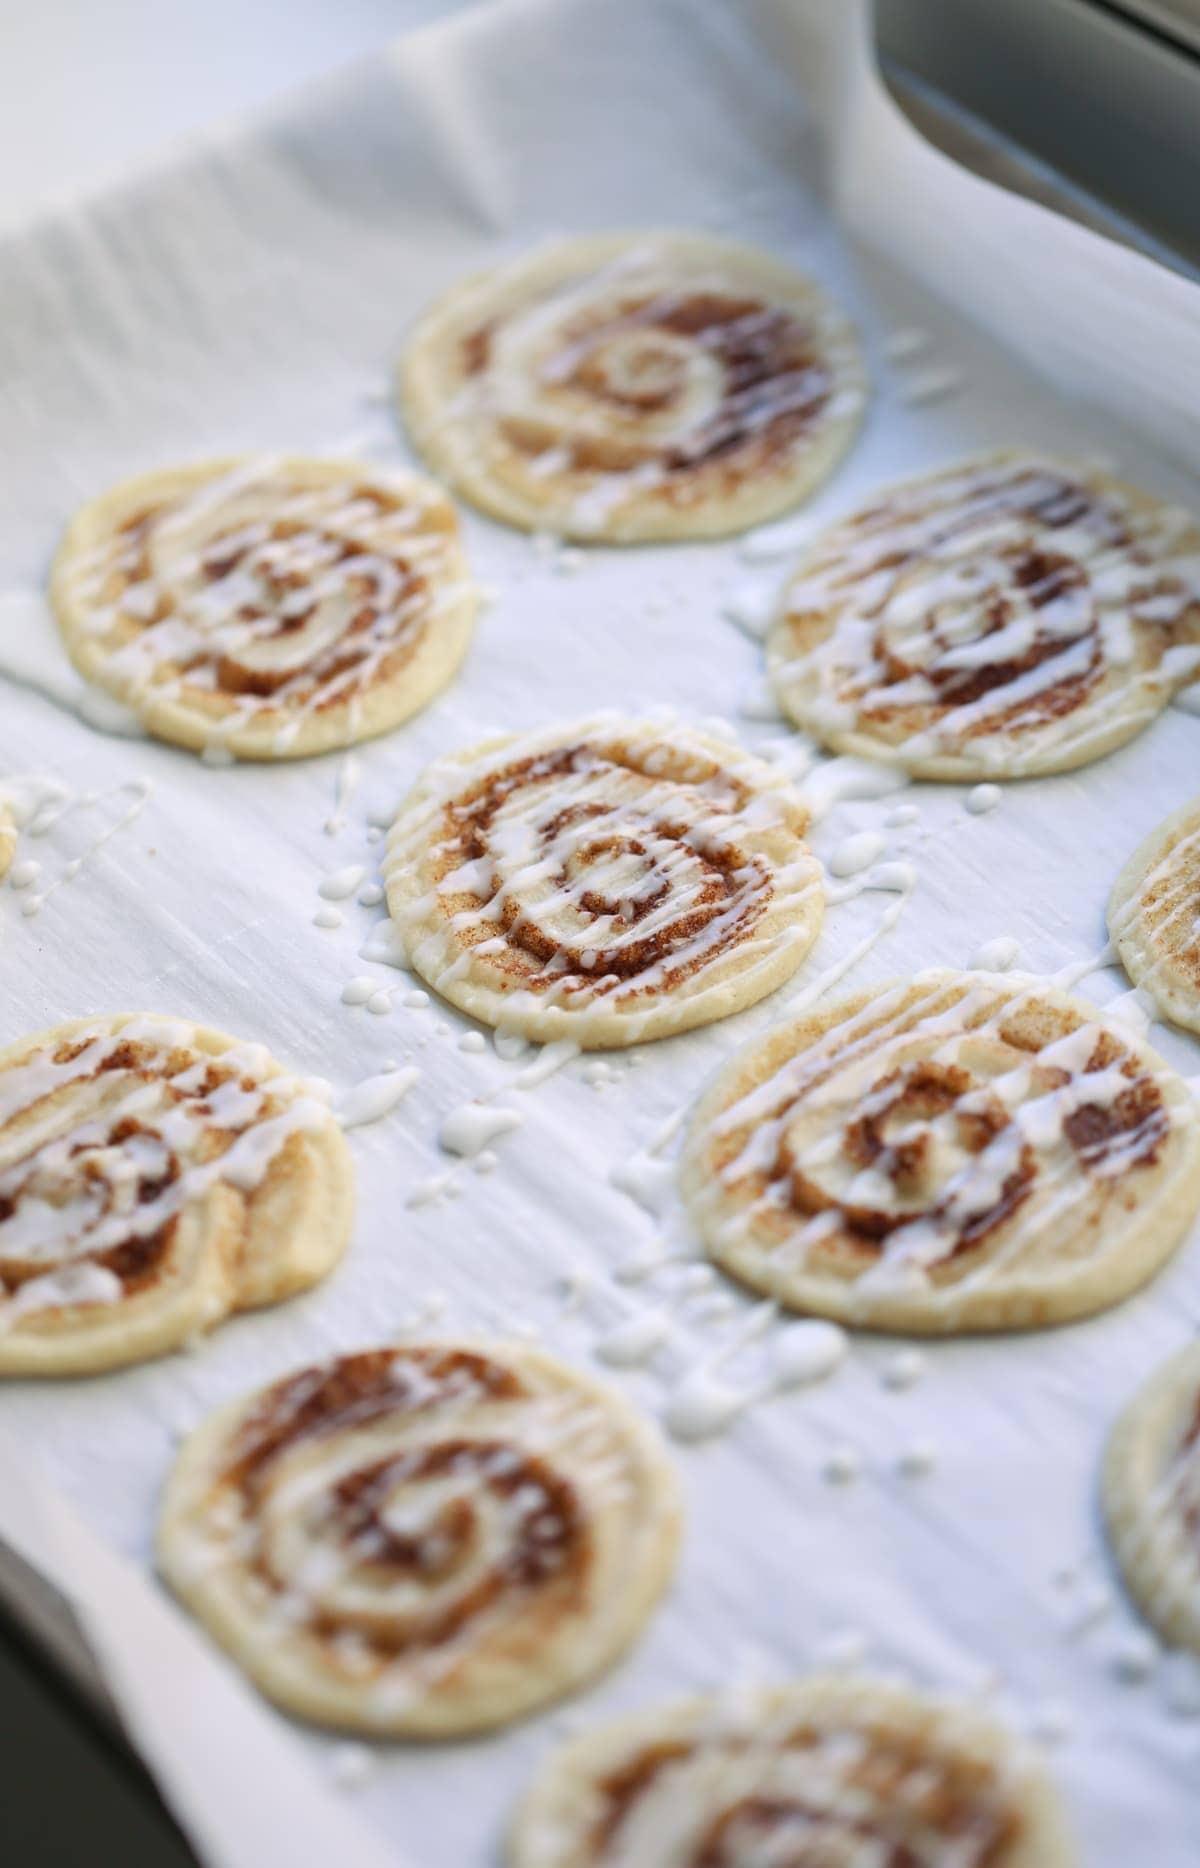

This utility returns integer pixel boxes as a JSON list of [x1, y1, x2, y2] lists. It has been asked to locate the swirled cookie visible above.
[[398, 232, 865, 542], [680, 970, 1200, 1333], [768, 453, 1200, 778], [1109, 797, 1200, 1035], [0, 1015, 352, 1375], [1104, 1341, 1200, 1653], [510, 1675, 1074, 1868], [158, 1340, 681, 1735], [384, 715, 823, 1047], [51, 456, 475, 759]]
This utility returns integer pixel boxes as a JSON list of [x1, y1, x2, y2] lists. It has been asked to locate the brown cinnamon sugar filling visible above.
[[215, 1347, 591, 1663], [589, 1725, 1020, 1866], [430, 744, 771, 998]]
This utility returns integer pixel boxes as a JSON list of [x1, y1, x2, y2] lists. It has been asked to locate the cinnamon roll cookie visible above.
[[1104, 1341, 1200, 1653], [510, 1674, 1074, 1868], [1109, 797, 1200, 1035], [384, 715, 823, 1047], [680, 970, 1200, 1333], [398, 232, 865, 542], [768, 452, 1200, 778], [0, 1015, 352, 1376], [158, 1340, 681, 1735], [51, 456, 475, 759]]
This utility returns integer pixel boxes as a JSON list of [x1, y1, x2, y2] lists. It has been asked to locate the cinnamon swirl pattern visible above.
[[768, 453, 1200, 779], [51, 456, 476, 760], [384, 715, 823, 1047], [680, 970, 1200, 1333], [158, 1340, 681, 1735], [1108, 797, 1200, 1035], [510, 1675, 1074, 1868], [398, 233, 865, 542], [1104, 1341, 1200, 1654], [0, 1015, 352, 1376]]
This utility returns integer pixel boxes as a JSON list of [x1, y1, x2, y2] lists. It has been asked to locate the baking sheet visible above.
[[0, 0, 1199, 1862]]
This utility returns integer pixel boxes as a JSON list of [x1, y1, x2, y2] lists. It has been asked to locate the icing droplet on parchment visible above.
[[596, 1310, 672, 1368], [827, 829, 887, 879], [970, 937, 1021, 973], [337, 1067, 420, 1129], [319, 865, 367, 901], [438, 1103, 523, 1157]]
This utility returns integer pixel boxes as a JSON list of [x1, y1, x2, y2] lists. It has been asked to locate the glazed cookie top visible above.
[[51, 456, 476, 759], [769, 452, 1200, 779], [384, 713, 823, 1047], [399, 232, 865, 540]]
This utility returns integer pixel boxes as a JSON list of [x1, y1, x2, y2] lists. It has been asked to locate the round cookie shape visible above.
[[1109, 796, 1200, 1035], [510, 1674, 1074, 1868], [679, 969, 1200, 1333], [0, 1014, 352, 1376], [51, 456, 476, 760], [398, 232, 866, 542], [158, 1339, 682, 1736], [384, 714, 824, 1048], [768, 452, 1200, 779], [1104, 1341, 1200, 1654]]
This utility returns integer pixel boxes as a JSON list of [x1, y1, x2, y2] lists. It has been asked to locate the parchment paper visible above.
[[0, 2, 1198, 1863]]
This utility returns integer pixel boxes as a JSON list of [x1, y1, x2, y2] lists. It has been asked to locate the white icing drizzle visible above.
[[385, 714, 822, 1044], [772, 455, 1200, 773], [882, 1348, 927, 1391], [827, 828, 887, 878], [799, 756, 909, 823], [438, 1103, 523, 1158], [965, 783, 1002, 815], [721, 578, 779, 641], [319, 864, 367, 901], [657, 1300, 844, 1442], [511, 1040, 581, 1090], [970, 936, 1021, 973], [739, 513, 820, 564], [359, 921, 409, 968], [406, 1169, 460, 1209], [314, 905, 344, 930], [897, 363, 965, 406], [18, 778, 152, 919], [425, 237, 863, 542], [770, 1319, 848, 1386], [596, 1309, 672, 1368], [689, 959, 1194, 1325], [336, 1067, 420, 1130], [324, 752, 361, 835], [56, 461, 471, 752], [0, 1016, 333, 1334], [340, 978, 376, 1006]]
